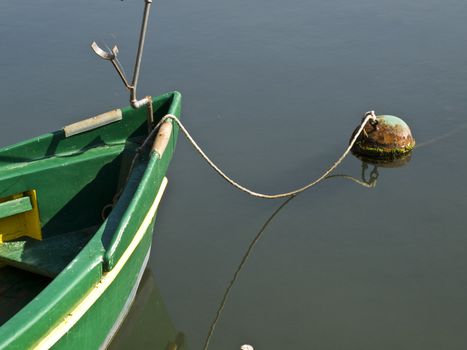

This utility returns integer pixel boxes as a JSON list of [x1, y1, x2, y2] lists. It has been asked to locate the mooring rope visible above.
[[144, 111, 375, 199], [145, 111, 376, 199]]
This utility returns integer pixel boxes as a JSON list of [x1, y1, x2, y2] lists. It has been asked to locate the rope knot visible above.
[[364, 110, 378, 127]]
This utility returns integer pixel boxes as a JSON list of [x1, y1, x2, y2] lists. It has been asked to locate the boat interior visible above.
[[0, 135, 138, 326], [0, 94, 176, 327]]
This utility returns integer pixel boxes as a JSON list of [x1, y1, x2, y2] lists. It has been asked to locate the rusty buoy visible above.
[[351, 114, 415, 159]]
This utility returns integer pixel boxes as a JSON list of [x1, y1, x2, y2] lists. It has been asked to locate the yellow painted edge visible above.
[[33, 177, 169, 350], [25, 190, 42, 241], [0, 190, 42, 243]]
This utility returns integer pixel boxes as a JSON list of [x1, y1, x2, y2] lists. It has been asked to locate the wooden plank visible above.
[[63, 109, 122, 137], [0, 197, 32, 220]]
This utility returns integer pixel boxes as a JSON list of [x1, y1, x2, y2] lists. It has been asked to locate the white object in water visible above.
[[241, 345, 254, 350]]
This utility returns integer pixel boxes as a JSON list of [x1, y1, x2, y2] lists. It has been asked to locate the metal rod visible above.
[[91, 0, 154, 109], [130, 0, 153, 107], [111, 60, 131, 89]]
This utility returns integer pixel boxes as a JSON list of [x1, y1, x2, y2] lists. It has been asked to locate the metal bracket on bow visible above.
[[91, 0, 153, 109]]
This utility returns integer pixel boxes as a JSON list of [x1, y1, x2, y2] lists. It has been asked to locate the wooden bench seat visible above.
[[0, 227, 97, 278]]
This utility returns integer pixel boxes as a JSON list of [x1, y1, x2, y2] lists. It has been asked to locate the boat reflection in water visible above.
[[110, 269, 186, 350]]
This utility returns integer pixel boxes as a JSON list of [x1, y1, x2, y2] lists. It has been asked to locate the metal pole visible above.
[[130, 0, 153, 107]]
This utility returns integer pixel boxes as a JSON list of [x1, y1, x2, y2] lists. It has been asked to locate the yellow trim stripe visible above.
[[34, 177, 168, 350]]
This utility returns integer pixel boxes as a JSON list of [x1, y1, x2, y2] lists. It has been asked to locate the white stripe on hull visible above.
[[100, 246, 151, 349]]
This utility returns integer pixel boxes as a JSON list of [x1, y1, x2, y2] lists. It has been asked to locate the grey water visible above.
[[1, 0, 467, 349]]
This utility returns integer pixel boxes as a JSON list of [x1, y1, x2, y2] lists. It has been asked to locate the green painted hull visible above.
[[54, 223, 153, 349], [0, 92, 181, 349]]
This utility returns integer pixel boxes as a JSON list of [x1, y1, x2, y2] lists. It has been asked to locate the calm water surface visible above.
[[1, 0, 467, 349]]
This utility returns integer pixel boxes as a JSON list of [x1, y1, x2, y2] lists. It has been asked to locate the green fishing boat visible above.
[[0, 91, 181, 349], [0, 1, 182, 348]]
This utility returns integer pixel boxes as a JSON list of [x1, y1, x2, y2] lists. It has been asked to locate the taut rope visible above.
[[147, 111, 376, 199]]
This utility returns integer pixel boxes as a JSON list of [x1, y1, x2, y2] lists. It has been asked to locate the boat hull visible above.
[[0, 92, 181, 349], [41, 177, 166, 349], [54, 213, 155, 349]]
